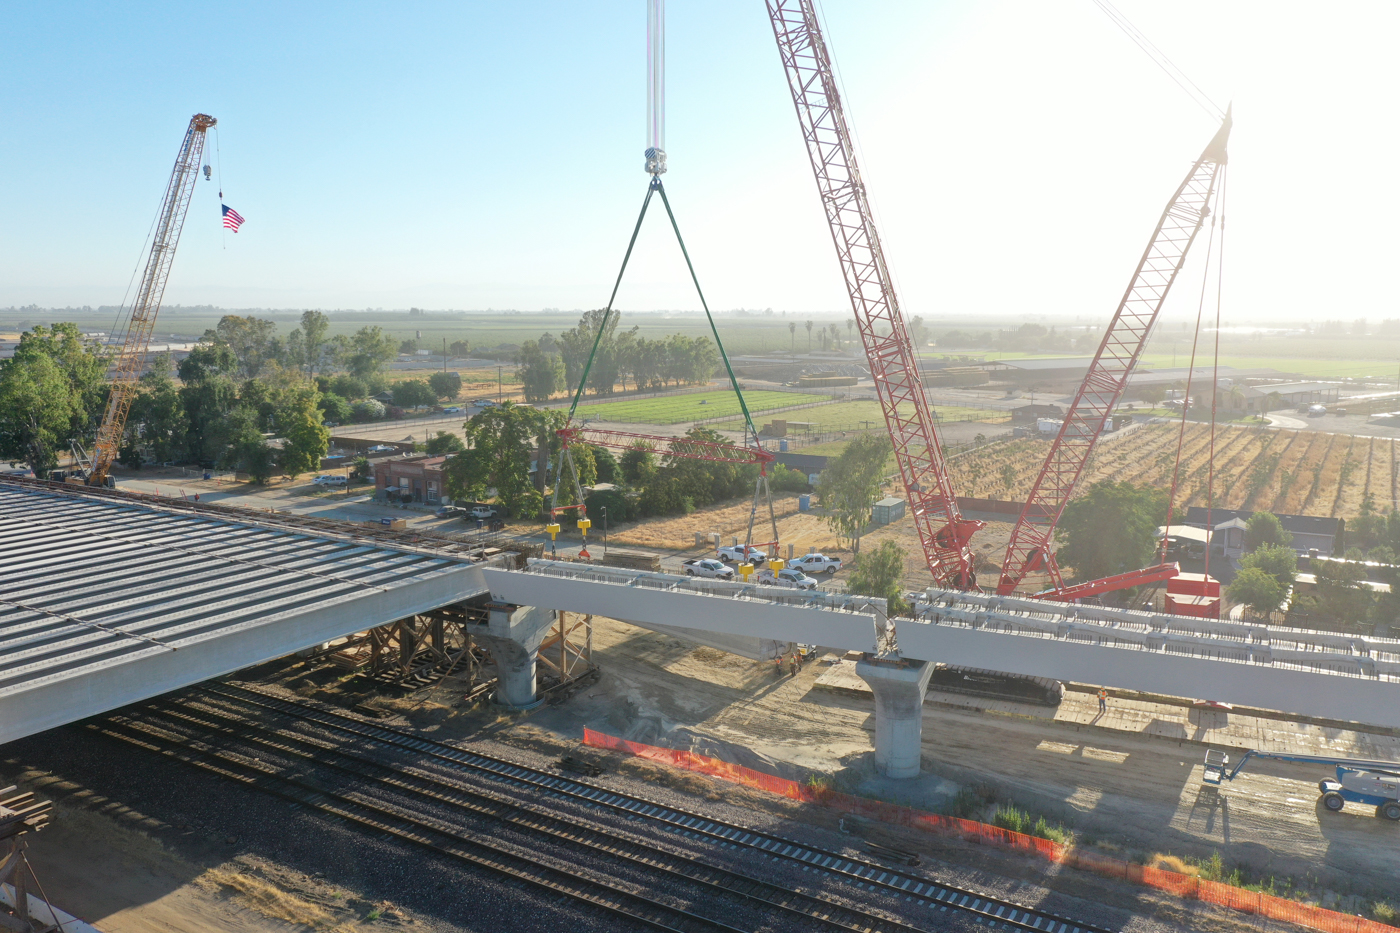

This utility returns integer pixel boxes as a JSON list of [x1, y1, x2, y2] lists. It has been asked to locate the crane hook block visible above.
[[203, 165, 212, 181], [645, 147, 667, 176]]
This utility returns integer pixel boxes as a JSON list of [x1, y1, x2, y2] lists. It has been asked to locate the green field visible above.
[[573, 390, 814, 425], [720, 399, 1011, 432]]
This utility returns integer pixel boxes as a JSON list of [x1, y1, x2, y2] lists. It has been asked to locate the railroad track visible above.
[[95, 682, 1115, 933]]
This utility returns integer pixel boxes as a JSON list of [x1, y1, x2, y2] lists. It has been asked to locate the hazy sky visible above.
[[3, 2, 1396, 325]]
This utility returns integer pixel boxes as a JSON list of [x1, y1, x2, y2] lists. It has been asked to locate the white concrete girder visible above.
[[479, 563, 882, 654], [0, 564, 490, 745]]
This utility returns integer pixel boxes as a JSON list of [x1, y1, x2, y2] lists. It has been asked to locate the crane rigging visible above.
[[767, 0, 981, 589], [550, 0, 781, 559], [88, 113, 216, 487], [998, 111, 1231, 597]]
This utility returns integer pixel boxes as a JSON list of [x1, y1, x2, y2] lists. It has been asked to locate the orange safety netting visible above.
[[583, 728, 1391, 933]]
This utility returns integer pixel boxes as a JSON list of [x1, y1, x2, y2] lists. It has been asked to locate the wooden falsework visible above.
[[0, 787, 53, 933], [536, 611, 594, 685]]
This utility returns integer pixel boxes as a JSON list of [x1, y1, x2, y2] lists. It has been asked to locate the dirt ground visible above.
[[514, 616, 1400, 911], [11, 791, 389, 933]]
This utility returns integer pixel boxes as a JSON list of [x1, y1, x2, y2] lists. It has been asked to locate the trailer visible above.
[[1202, 748, 1400, 820]]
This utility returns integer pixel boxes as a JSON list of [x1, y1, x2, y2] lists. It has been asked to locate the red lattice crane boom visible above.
[[89, 113, 216, 486], [767, 0, 981, 588], [997, 112, 1231, 597]]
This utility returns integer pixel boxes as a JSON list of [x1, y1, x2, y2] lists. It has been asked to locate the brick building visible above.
[[375, 455, 449, 504]]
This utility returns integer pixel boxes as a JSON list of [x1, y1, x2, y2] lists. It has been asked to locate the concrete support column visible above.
[[855, 655, 934, 779], [474, 604, 556, 708]]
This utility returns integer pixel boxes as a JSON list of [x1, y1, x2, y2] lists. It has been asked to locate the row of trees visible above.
[[0, 320, 338, 480], [517, 310, 722, 403], [200, 311, 401, 380]]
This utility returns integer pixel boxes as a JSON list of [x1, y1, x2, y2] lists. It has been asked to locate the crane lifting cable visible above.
[[87, 113, 217, 487], [551, 0, 780, 563]]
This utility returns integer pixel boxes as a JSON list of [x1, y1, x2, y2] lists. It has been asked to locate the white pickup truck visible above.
[[790, 552, 843, 575], [756, 567, 819, 591], [717, 543, 769, 564], [681, 558, 735, 580]]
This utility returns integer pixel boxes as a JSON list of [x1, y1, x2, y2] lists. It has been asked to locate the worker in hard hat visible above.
[[1098, 687, 1108, 713]]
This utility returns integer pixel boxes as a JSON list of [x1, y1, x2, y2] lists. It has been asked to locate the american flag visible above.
[[221, 204, 245, 232]]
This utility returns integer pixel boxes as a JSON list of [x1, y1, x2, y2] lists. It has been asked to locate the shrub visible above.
[[769, 463, 810, 492], [351, 399, 385, 422]]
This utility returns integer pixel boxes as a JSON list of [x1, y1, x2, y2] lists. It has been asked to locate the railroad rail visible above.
[[93, 682, 1114, 933]]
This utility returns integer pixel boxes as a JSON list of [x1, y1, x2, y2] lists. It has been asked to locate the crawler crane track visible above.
[[93, 682, 1114, 933]]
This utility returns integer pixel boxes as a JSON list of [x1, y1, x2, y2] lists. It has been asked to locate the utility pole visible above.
[[443, 338, 447, 373], [497, 365, 503, 404]]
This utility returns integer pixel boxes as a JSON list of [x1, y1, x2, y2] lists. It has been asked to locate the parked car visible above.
[[313, 475, 348, 487], [469, 505, 497, 520], [717, 543, 769, 563], [437, 505, 467, 518], [441, 406, 464, 415], [681, 558, 736, 580], [790, 552, 843, 574], [756, 567, 819, 590], [367, 444, 396, 454]]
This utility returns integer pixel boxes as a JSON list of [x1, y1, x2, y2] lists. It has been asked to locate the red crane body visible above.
[[767, 0, 981, 588], [998, 113, 1232, 598]]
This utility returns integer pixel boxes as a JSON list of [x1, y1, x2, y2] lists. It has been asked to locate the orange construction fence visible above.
[[583, 728, 1391, 933]]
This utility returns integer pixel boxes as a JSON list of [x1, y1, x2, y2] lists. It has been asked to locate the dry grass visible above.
[[197, 868, 346, 930], [1148, 853, 1199, 875], [608, 494, 806, 550]]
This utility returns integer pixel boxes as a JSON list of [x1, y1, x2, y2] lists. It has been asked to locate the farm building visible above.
[[1183, 507, 1343, 558], [987, 357, 1094, 389]]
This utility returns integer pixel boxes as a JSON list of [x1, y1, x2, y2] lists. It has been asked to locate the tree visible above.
[[558, 309, 637, 396], [592, 445, 619, 484], [340, 326, 397, 379], [1239, 542, 1297, 588], [443, 403, 561, 518], [788, 321, 796, 352], [392, 379, 436, 410], [0, 354, 77, 475], [275, 388, 329, 479], [815, 434, 891, 554], [425, 431, 466, 455], [203, 315, 280, 378], [1245, 511, 1291, 551], [130, 371, 185, 463], [846, 540, 909, 614], [398, 339, 417, 355], [428, 371, 463, 401], [805, 320, 814, 350], [1000, 462, 1017, 496], [285, 310, 331, 376], [1227, 567, 1285, 618], [1139, 386, 1167, 407], [1313, 558, 1374, 631], [328, 374, 369, 401], [620, 442, 657, 484], [1055, 481, 1166, 583], [517, 340, 564, 403], [214, 407, 274, 482], [318, 392, 353, 424], [449, 339, 471, 357]]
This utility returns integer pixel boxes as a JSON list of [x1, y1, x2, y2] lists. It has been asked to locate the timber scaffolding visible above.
[[1, 787, 55, 933]]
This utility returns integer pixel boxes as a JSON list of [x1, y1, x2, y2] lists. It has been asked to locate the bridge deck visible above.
[[0, 483, 491, 744]]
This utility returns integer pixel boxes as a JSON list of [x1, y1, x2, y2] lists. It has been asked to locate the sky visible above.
[[2, 1, 1397, 325]]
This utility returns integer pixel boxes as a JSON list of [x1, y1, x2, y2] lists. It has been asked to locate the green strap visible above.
[[566, 181, 658, 423], [654, 180, 761, 444]]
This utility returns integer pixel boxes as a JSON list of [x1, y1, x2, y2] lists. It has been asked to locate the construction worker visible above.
[[1098, 686, 1108, 713]]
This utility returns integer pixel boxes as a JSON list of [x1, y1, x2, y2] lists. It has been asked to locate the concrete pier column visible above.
[[474, 604, 556, 708], [855, 655, 934, 779]]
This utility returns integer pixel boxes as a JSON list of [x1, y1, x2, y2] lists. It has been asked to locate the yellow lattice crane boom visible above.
[[88, 113, 216, 486]]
